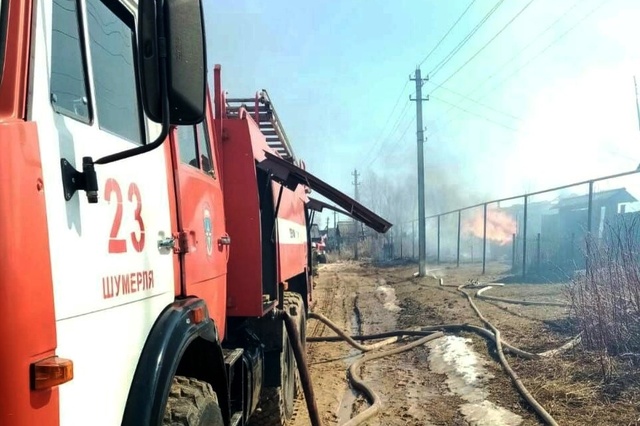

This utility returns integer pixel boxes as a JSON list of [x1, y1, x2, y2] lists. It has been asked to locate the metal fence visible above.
[[388, 169, 640, 278]]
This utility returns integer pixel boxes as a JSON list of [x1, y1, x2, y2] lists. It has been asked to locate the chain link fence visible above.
[[382, 170, 640, 278]]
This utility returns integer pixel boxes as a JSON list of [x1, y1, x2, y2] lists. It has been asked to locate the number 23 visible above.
[[104, 179, 146, 253]]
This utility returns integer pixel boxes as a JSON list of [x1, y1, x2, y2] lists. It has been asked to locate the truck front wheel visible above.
[[163, 376, 224, 426]]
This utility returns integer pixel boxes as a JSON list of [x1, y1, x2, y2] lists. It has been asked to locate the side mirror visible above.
[[138, 0, 207, 125]]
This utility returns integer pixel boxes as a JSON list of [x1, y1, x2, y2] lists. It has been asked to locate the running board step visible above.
[[224, 348, 243, 367], [230, 411, 242, 426], [223, 348, 245, 424]]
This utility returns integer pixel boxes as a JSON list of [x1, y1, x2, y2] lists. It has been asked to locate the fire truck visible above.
[[0, 0, 390, 425]]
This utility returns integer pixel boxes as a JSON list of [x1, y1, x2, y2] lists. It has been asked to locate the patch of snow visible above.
[[428, 335, 493, 402], [460, 401, 524, 426], [374, 285, 402, 312], [427, 335, 523, 426]]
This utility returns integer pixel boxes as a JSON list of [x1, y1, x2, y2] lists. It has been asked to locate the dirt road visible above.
[[289, 260, 640, 426]]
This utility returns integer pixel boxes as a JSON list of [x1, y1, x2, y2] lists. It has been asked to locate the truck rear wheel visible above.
[[250, 292, 305, 425], [163, 376, 223, 426], [290, 293, 306, 399]]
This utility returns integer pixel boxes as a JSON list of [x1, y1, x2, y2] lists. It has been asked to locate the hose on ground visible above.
[[436, 277, 581, 355], [308, 313, 446, 425], [341, 331, 443, 426], [302, 273, 571, 425], [308, 314, 535, 359], [456, 281, 559, 426], [309, 312, 403, 352], [476, 285, 568, 307], [307, 314, 558, 425], [308, 323, 540, 360]]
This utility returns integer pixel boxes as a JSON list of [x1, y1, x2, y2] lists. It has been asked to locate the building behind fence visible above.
[[374, 170, 640, 277]]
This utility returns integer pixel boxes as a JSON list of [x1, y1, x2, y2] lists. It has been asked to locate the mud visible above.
[[288, 261, 640, 426]]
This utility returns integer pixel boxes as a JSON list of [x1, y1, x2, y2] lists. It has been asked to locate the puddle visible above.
[[427, 335, 523, 426]]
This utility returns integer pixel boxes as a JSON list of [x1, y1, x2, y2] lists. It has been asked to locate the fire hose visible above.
[[302, 279, 584, 426], [475, 285, 568, 307], [283, 309, 444, 426], [286, 273, 581, 425], [455, 281, 559, 426]]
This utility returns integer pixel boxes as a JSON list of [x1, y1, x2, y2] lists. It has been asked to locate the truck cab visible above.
[[0, 1, 391, 425]]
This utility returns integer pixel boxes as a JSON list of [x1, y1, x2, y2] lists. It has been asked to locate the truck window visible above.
[[196, 121, 216, 178], [178, 123, 216, 178], [178, 126, 198, 167], [86, 0, 142, 144], [50, 0, 91, 122]]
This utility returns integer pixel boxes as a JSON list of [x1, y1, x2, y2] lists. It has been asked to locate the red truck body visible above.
[[0, 1, 391, 424]]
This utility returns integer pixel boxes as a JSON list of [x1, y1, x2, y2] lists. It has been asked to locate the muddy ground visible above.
[[289, 261, 640, 426]]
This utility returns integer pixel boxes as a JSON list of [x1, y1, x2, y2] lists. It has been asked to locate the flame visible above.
[[463, 208, 516, 246]]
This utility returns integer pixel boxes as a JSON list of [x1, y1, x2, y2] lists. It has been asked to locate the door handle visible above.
[[218, 235, 231, 246], [158, 237, 176, 250]]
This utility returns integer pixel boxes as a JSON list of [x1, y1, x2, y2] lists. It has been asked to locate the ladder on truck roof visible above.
[[226, 90, 296, 162]]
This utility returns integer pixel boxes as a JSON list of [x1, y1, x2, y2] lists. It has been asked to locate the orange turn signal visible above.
[[189, 306, 206, 324], [31, 356, 74, 390]]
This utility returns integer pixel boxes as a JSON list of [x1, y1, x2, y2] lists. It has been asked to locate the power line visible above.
[[360, 80, 410, 167], [383, 115, 418, 164], [428, 0, 505, 78], [475, 0, 609, 100], [461, 0, 583, 100], [418, 0, 478, 67], [364, 98, 413, 168], [431, 0, 537, 94], [430, 0, 608, 138], [427, 81, 521, 121], [430, 95, 519, 132]]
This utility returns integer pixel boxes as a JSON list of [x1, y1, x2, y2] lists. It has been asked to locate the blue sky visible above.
[[203, 0, 640, 219]]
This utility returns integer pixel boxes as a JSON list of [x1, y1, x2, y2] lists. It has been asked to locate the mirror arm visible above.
[[60, 0, 170, 204]]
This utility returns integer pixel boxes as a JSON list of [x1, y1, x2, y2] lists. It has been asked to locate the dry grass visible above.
[[566, 218, 640, 380], [523, 357, 599, 407], [365, 260, 640, 424]]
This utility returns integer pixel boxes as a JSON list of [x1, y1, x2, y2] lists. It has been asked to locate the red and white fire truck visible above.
[[0, 0, 390, 425]]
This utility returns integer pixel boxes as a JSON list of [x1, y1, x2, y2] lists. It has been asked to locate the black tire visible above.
[[163, 376, 224, 426], [288, 293, 306, 399], [317, 254, 327, 264], [249, 292, 305, 425]]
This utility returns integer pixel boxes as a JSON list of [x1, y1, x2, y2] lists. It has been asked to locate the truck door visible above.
[[28, 0, 176, 423], [172, 116, 229, 337]]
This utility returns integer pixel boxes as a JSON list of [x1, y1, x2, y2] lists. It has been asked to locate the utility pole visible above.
[[412, 220, 415, 259], [634, 76, 640, 132], [326, 216, 329, 231], [333, 210, 338, 253], [410, 68, 428, 276], [352, 169, 360, 260]]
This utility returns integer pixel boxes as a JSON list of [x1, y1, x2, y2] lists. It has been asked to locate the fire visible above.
[[463, 208, 516, 246]]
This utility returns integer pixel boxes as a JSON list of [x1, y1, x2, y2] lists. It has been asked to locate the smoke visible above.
[[360, 159, 491, 229], [424, 162, 490, 216]]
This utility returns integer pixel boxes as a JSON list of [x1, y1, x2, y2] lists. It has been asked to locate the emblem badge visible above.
[[203, 207, 213, 257]]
